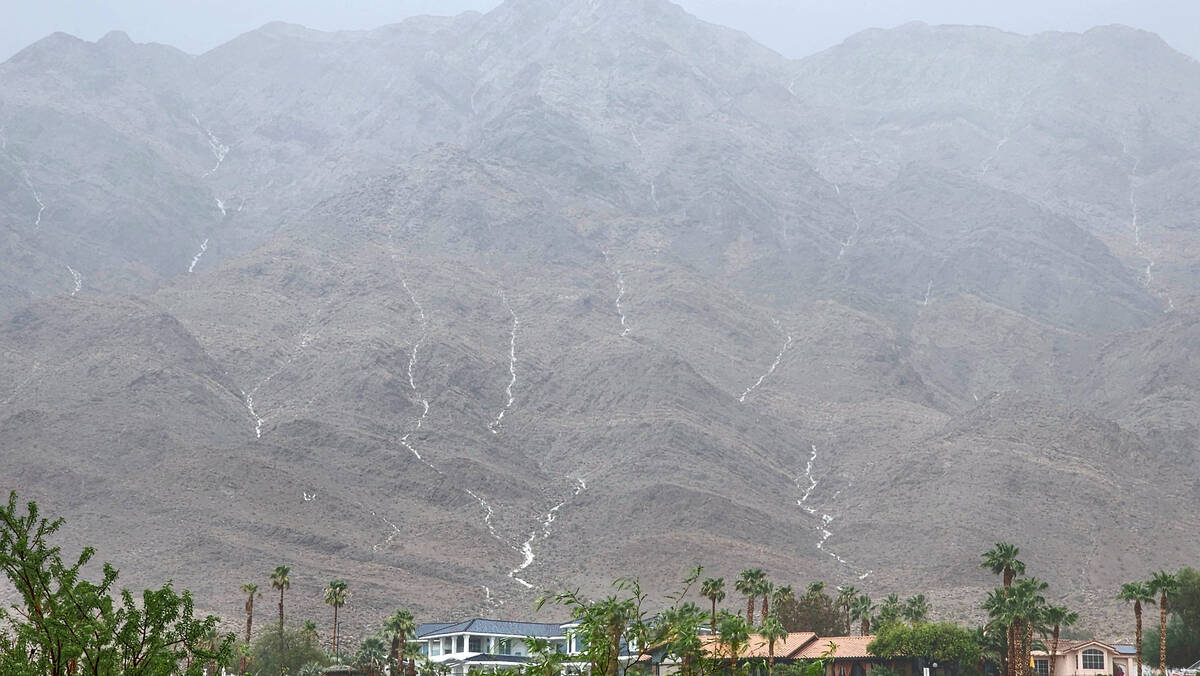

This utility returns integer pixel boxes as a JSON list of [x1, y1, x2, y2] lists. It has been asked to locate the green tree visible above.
[[868, 621, 981, 667], [240, 582, 261, 675], [0, 491, 233, 675], [760, 615, 788, 676], [355, 636, 389, 676], [876, 594, 903, 627], [850, 594, 874, 636], [270, 565, 291, 640], [903, 595, 931, 625], [1149, 571, 1180, 676], [248, 624, 328, 676], [777, 585, 843, 635], [1119, 581, 1155, 676], [718, 611, 751, 675], [736, 569, 766, 626], [759, 579, 775, 622], [1041, 606, 1078, 676], [836, 586, 859, 631], [982, 543, 1026, 676], [383, 609, 417, 675], [701, 578, 727, 632], [325, 579, 349, 662]]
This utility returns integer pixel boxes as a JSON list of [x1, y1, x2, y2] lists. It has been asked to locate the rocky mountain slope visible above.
[[1, 0, 1197, 642]]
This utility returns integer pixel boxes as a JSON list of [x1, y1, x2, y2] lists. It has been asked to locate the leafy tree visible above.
[[903, 595, 931, 625], [657, 601, 709, 676], [777, 585, 844, 635], [1148, 571, 1180, 676], [868, 621, 981, 669], [760, 615, 788, 676], [270, 565, 291, 640], [701, 578, 727, 632], [1041, 606, 1078, 676], [0, 491, 233, 675], [248, 624, 328, 676], [324, 579, 349, 662], [240, 582, 261, 674], [383, 608, 417, 674], [1144, 619, 1200, 669], [1119, 581, 1155, 676], [736, 569, 766, 626]]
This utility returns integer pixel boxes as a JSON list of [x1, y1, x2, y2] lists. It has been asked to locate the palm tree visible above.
[[1042, 605, 1078, 676], [877, 593, 902, 626], [805, 581, 826, 599], [760, 615, 788, 676], [1148, 571, 1179, 676], [984, 587, 1019, 676], [1119, 582, 1155, 676], [701, 578, 727, 632], [837, 585, 859, 632], [903, 594, 930, 625], [356, 636, 390, 676], [717, 611, 750, 675], [239, 582, 260, 675], [758, 579, 775, 622], [982, 543, 1026, 676], [850, 594, 874, 636], [735, 569, 765, 625], [1012, 577, 1048, 676], [270, 565, 291, 639], [302, 619, 319, 644], [325, 579, 349, 662], [384, 609, 417, 675]]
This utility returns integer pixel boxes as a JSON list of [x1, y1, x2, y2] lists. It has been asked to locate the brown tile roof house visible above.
[[652, 633, 887, 676], [795, 636, 876, 660]]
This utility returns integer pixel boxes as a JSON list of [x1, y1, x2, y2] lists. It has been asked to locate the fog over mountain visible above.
[[1, 0, 1198, 644]]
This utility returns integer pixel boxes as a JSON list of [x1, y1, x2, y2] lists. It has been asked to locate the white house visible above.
[[414, 618, 588, 674]]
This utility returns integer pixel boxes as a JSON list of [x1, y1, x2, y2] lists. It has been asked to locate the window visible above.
[[1034, 659, 1049, 676], [1082, 649, 1105, 670], [457, 636, 465, 653], [850, 664, 866, 676], [469, 636, 483, 653], [430, 641, 441, 657], [498, 638, 512, 655]]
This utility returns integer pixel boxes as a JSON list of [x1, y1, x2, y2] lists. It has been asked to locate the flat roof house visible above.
[[414, 618, 587, 675]]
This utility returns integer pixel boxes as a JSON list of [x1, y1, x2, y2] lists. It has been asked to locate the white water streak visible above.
[[649, 180, 660, 212], [397, 274, 434, 467], [192, 113, 229, 176], [66, 265, 82, 296], [920, 280, 933, 306], [368, 508, 404, 552], [188, 238, 209, 273], [738, 318, 792, 402], [488, 290, 519, 434], [602, 251, 631, 337], [508, 477, 587, 589], [1123, 145, 1174, 312], [796, 444, 872, 579], [21, 170, 45, 228], [215, 198, 226, 217], [837, 208, 862, 261], [241, 390, 265, 439]]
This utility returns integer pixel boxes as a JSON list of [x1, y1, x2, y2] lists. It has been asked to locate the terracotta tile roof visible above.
[[1032, 640, 1117, 656], [698, 632, 819, 659], [794, 636, 876, 659]]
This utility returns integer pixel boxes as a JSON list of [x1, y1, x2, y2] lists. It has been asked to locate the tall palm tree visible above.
[[982, 543, 1026, 676], [805, 581, 826, 599], [240, 582, 260, 675], [984, 587, 1019, 676], [325, 579, 349, 662], [760, 615, 788, 676], [717, 612, 750, 675], [850, 594, 874, 636], [903, 594, 930, 625], [1148, 571, 1179, 676], [735, 569, 765, 625], [356, 636, 390, 676], [1042, 605, 1078, 676], [758, 579, 775, 622], [1012, 577, 1048, 676], [772, 585, 795, 622], [701, 578, 727, 632], [877, 593, 903, 626], [837, 585, 859, 632], [384, 609, 417, 674], [270, 565, 291, 639], [1119, 582, 1155, 676]]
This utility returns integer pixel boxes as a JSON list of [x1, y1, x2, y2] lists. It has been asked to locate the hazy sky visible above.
[[4, 0, 1199, 63]]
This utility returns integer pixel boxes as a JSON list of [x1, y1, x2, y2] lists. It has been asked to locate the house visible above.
[[1030, 640, 1139, 676], [414, 618, 587, 675], [651, 633, 887, 676]]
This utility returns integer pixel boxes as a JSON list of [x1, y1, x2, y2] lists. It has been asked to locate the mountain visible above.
[[1, 0, 1197, 642]]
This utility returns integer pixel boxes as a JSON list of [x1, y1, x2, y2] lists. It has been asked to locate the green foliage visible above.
[[775, 584, 845, 635], [354, 635, 389, 675], [0, 491, 234, 675], [868, 621, 982, 665], [248, 624, 329, 675], [1144, 619, 1200, 668]]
